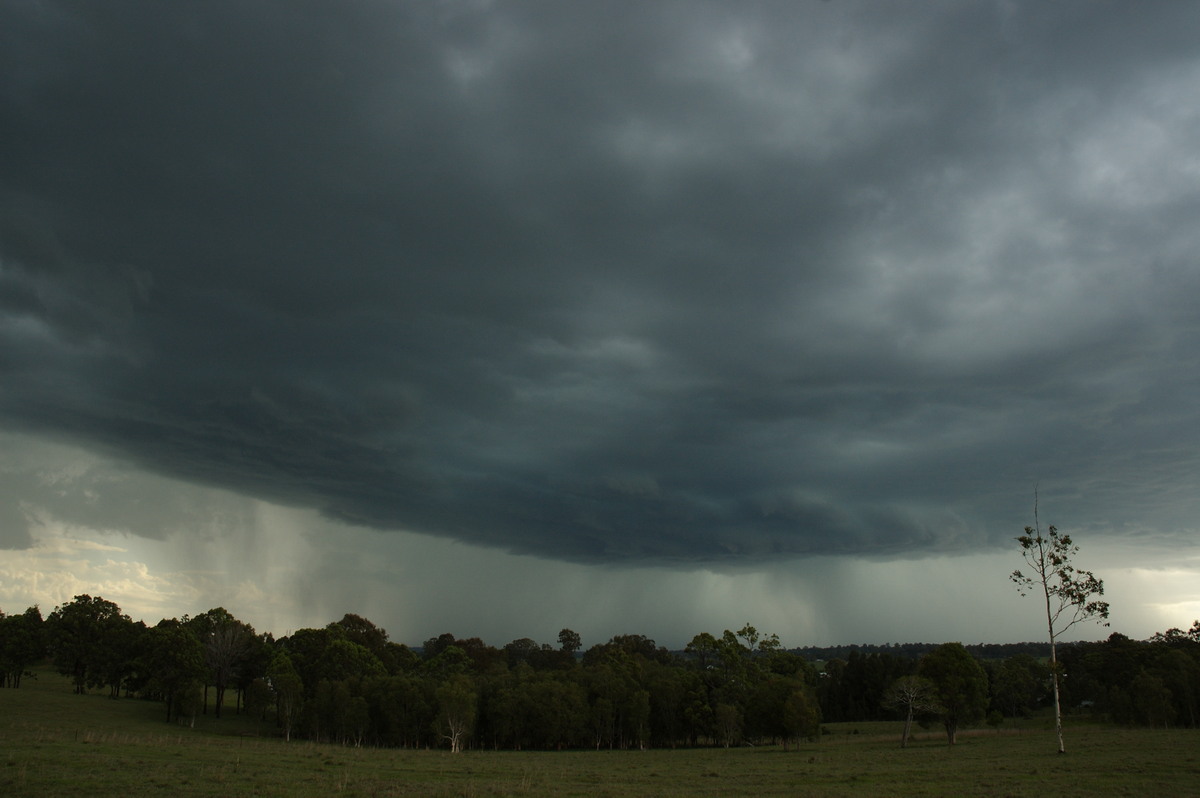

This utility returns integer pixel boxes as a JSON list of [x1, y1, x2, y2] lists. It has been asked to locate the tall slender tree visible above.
[[1011, 493, 1110, 753], [268, 651, 304, 742]]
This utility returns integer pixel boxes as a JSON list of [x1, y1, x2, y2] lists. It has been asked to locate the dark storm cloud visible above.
[[3, 1, 1200, 563]]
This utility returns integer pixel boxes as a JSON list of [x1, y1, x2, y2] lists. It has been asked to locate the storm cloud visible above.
[[3, 0, 1200, 575]]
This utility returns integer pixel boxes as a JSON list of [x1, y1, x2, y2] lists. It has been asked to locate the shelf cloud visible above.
[[3, 1, 1200, 643]]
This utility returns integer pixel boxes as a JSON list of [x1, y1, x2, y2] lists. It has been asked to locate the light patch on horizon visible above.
[[1118, 566, 1200, 633], [0, 499, 315, 635], [0, 527, 194, 619]]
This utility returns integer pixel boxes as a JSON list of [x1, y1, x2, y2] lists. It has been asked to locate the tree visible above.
[[504, 637, 542, 668], [422, 634, 504, 672], [315, 638, 386, 683], [745, 677, 820, 749], [883, 675, 940, 748], [233, 631, 275, 714], [268, 652, 304, 742], [91, 614, 145, 697], [175, 680, 205, 728], [684, 632, 720, 673], [558, 628, 582, 655], [1150, 648, 1200, 728], [1011, 495, 1110, 753], [735, 623, 760, 653], [1130, 671, 1174, 728], [362, 673, 433, 747], [46, 595, 127, 694], [0, 606, 45, 688], [244, 677, 274, 726], [917, 643, 988, 745], [819, 650, 912, 722], [146, 620, 206, 723], [435, 674, 478, 753], [345, 695, 371, 747], [991, 654, 1048, 719], [781, 684, 822, 748], [713, 702, 742, 748], [582, 650, 651, 750], [330, 613, 389, 655], [190, 607, 255, 717]]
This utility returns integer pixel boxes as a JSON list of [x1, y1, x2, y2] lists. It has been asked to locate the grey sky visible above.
[[2, 1, 1199, 646]]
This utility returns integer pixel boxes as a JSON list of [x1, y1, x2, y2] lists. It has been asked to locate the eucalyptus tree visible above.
[[435, 674, 478, 753], [1011, 497, 1110, 753]]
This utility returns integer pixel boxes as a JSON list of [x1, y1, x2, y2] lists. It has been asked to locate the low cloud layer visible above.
[[3, 1, 1200, 571], [5, 449, 1194, 647]]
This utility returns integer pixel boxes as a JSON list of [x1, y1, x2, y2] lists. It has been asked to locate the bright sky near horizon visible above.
[[3, 1, 1200, 649]]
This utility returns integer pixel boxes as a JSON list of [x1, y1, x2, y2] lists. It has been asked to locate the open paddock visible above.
[[3, 672, 1198, 797]]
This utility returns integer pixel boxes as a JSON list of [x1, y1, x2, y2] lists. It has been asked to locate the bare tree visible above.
[[1011, 492, 1110, 753], [435, 675, 477, 753], [206, 620, 253, 718], [883, 675, 940, 748]]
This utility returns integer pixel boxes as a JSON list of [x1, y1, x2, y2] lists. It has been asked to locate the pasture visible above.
[[3, 670, 1198, 797]]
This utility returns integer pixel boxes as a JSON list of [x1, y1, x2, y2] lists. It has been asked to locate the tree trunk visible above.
[[1050, 639, 1065, 753], [1043, 560, 1065, 754]]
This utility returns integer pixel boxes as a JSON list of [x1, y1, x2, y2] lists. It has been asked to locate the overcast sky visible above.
[[3, 0, 1199, 649]]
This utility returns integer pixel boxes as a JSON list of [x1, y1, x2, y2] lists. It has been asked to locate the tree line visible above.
[[794, 641, 1048, 662], [2, 596, 1199, 750]]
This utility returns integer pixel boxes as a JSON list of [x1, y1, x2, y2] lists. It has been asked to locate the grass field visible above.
[[3, 670, 1199, 797]]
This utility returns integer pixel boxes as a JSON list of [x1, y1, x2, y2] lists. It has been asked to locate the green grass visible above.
[[4, 671, 1200, 797]]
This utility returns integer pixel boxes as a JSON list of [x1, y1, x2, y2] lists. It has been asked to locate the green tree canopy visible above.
[[918, 643, 988, 745], [46, 595, 127, 695], [0, 606, 45, 688]]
